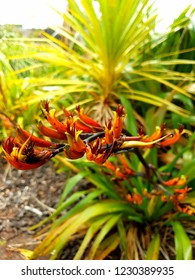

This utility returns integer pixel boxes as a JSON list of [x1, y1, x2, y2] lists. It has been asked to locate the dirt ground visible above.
[[0, 156, 66, 260]]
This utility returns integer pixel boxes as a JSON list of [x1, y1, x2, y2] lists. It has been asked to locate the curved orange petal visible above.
[[76, 106, 101, 128], [16, 126, 53, 147], [3, 152, 48, 170], [37, 122, 67, 140], [160, 126, 184, 147], [164, 175, 187, 186]]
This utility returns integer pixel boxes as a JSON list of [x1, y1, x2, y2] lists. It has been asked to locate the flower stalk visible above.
[[2, 102, 186, 169]]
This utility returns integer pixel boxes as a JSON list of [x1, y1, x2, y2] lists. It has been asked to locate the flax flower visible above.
[[2, 102, 186, 169], [3, 136, 55, 170]]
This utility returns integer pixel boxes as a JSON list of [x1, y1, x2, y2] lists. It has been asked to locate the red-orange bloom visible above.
[[103, 105, 126, 144], [42, 102, 67, 133], [160, 185, 192, 214], [119, 154, 135, 175], [74, 119, 95, 133], [63, 123, 86, 159], [16, 126, 55, 147], [104, 119, 114, 144], [126, 193, 143, 205], [104, 161, 127, 179], [75, 106, 102, 131], [142, 125, 165, 148], [86, 138, 113, 164], [160, 125, 184, 147], [2, 136, 53, 170], [163, 175, 187, 186], [64, 145, 85, 160], [3, 102, 188, 171], [174, 186, 191, 194], [104, 155, 135, 179], [37, 122, 67, 140], [112, 105, 125, 139]]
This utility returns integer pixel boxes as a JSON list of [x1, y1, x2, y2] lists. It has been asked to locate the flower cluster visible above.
[[2, 102, 185, 170], [160, 176, 194, 215], [2, 129, 65, 170], [104, 154, 194, 215]]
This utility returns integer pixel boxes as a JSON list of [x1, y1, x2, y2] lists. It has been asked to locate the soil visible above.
[[0, 156, 67, 260]]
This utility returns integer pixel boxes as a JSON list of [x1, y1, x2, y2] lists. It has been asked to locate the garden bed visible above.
[[0, 157, 66, 259]]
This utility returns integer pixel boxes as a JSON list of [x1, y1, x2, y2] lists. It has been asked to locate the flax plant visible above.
[[2, 102, 195, 259], [1, 0, 195, 260]]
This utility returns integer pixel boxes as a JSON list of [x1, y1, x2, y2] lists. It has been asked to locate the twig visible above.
[[31, 196, 55, 213], [24, 205, 43, 217]]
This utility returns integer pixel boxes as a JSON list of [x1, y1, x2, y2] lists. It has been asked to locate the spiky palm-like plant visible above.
[[5, 0, 195, 123]]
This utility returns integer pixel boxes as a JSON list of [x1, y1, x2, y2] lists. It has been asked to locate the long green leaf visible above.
[[145, 233, 160, 260], [120, 95, 137, 135], [74, 215, 113, 260], [87, 214, 121, 259], [32, 200, 133, 259], [171, 221, 193, 260], [93, 233, 120, 260], [57, 173, 87, 206]]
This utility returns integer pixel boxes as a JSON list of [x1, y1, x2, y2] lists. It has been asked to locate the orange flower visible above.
[[119, 154, 135, 175], [104, 161, 127, 179], [105, 161, 116, 172], [160, 125, 184, 147], [63, 123, 86, 159], [86, 146, 108, 164], [74, 118, 95, 133], [16, 126, 55, 147], [163, 175, 187, 186], [75, 106, 102, 130], [2, 137, 53, 170], [37, 122, 67, 140], [3, 102, 188, 172], [113, 105, 125, 139], [181, 205, 195, 215], [174, 186, 191, 194], [126, 193, 143, 205], [86, 138, 112, 164], [64, 145, 85, 160], [41, 102, 67, 133], [120, 124, 185, 150], [142, 125, 165, 148], [104, 119, 114, 144], [160, 185, 193, 214]]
